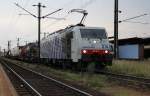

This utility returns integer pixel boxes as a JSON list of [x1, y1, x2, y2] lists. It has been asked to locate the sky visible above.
[[0, 0, 150, 50]]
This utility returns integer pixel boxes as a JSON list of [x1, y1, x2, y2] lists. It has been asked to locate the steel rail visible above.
[[2, 59, 93, 96], [2, 61, 42, 96], [96, 70, 150, 88]]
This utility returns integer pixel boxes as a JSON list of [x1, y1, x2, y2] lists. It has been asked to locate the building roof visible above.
[[110, 37, 150, 45]]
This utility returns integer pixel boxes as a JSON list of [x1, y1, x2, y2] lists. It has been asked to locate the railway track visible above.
[[96, 70, 150, 89], [0, 59, 93, 96]]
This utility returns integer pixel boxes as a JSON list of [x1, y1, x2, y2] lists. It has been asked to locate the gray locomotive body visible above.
[[40, 25, 113, 67]]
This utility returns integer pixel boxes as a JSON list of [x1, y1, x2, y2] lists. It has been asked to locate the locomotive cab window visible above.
[[80, 29, 107, 39]]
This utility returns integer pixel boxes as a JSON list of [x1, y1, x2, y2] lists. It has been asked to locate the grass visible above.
[[107, 60, 150, 78], [32, 65, 108, 90], [4, 58, 150, 96], [101, 86, 150, 96], [5, 59, 108, 90]]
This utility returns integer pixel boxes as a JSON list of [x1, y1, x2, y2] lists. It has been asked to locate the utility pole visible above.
[[44, 32, 46, 38], [114, 0, 119, 59], [15, 3, 62, 62], [41, 32, 49, 38], [7, 41, 11, 56], [0, 46, 1, 57], [113, 0, 147, 59], [33, 3, 45, 62], [3, 49, 5, 56], [17, 38, 20, 47], [25, 41, 28, 46]]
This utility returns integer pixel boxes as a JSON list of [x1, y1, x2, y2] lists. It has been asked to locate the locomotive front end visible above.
[[75, 27, 113, 67]]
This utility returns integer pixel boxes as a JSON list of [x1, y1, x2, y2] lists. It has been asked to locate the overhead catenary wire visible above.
[[14, 2, 62, 61], [42, 9, 63, 18], [80, 0, 98, 9], [42, 0, 97, 32], [7, 1, 23, 33], [14, 0, 40, 42], [24, 0, 32, 8], [12, 0, 33, 29], [119, 13, 149, 25], [122, 21, 149, 25], [4, 0, 35, 49], [14, 3, 37, 17], [119, 13, 148, 23], [15, 0, 64, 44], [42, 0, 84, 30], [13, 1, 34, 30], [41, 0, 75, 31]]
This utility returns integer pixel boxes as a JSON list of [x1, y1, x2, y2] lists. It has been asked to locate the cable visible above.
[[41, 0, 75, 31], [42, 0, 97, 32], [121, 14, 148, 22], [80, 0, 98, 9], [12, 0, 34, 32], [123, 21, 149, 25], [24, 0, 32, 8]]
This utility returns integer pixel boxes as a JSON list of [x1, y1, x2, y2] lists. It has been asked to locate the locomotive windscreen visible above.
[[80, 29, 107, 39]]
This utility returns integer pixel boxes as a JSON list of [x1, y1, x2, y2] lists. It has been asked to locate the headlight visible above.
[[93, 40, 97, 44], [104, 50, 108, 54], [83, 50, 87, 54]]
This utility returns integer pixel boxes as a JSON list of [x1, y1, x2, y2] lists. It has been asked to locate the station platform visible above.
[[0, 63, 18, 96]]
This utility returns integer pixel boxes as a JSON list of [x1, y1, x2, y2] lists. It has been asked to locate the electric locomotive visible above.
[[40, 24, 113, 68]]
